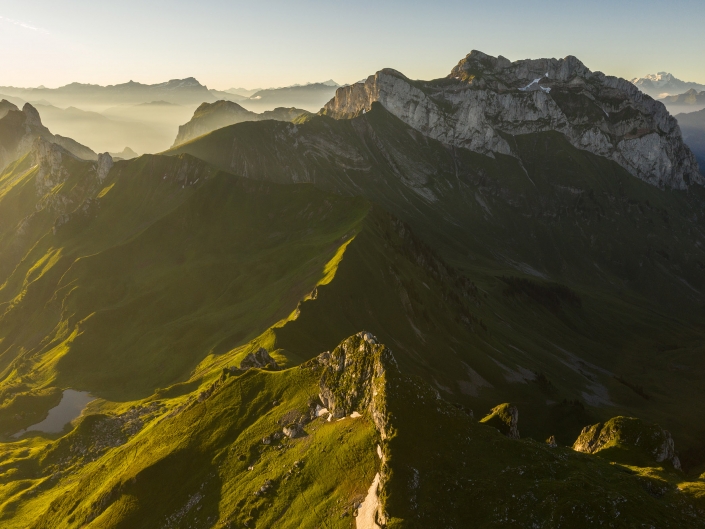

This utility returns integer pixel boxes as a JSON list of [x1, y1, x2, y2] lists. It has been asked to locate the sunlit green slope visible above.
[[167, 103, 705, 311], [2, 333, 703, 528], [168, 104, 705, 467], [1, 348, 378, 528], [0, 98, 703, 527], [0, 145, 369, 433]]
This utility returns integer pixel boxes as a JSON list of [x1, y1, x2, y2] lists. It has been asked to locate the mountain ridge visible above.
[[1, 49, 705, 527], [0, 103, 97, 173], [322, 50, 701, 189], [172, 101, 311, 146], [0, 78, 215, 107]]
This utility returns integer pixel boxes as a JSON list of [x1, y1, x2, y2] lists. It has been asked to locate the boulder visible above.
[[239, 348, 278, 370], [479, 403, 520, 439], [282, 423, 303, 439], [573, 416, 681, 469]]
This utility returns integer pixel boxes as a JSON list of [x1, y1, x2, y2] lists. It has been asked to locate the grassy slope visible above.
[[380, 354, 705, 528], [0, 102, 703, 527], [0, 151, 369, 433], [166, 104, 705, 310], [1, 332, 703, 528], [0, 363, 378, 528], [168, 106, 705, 464]]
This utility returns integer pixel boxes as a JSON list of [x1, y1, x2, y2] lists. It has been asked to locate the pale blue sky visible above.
[[1, 0, 703, 89]]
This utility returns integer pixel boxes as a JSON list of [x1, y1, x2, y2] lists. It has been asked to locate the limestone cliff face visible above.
[[96, 152, 114, 182], [173, 101, 258, 146], [323, 51, 701, 189]]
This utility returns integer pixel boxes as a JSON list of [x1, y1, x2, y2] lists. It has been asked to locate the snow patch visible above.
[[519, 76, 551, 93], [356, 473, 382, 529]]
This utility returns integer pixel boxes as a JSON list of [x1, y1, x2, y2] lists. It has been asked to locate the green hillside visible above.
[[168, 104, 705, 466], [1, 333, 702, 528], [167, 104, 705, 311], [0, 80, 703, 527], [172, 101, 310, 147], [0, 147, 371, 428]]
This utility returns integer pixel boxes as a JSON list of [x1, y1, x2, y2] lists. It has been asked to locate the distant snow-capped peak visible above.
[[631, 72, 675, 87]]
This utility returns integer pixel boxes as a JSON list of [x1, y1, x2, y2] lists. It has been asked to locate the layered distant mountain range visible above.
[[631, 72, 705, 98], [676, 107, 705, 173], [0, 78, 339, 113], [0, 79, 339, 154]]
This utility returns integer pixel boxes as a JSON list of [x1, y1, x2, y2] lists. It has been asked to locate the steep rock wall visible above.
[[323, 51, 701, 189]]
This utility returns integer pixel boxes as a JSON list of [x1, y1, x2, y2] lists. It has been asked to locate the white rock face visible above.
[[323, 51, 701, 189], [34, 138, 69, 196], [96, 153, 114, 181]]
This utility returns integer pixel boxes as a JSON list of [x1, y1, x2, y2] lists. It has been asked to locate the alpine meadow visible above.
[[1, 1, 705, 527]]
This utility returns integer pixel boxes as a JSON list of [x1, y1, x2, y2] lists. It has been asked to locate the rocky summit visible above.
[[0, 103, 97, 173], [323, 50, 701, 189]]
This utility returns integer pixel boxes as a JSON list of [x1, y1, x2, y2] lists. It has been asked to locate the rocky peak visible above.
[[450, 50, 591, 88], [96, 153, 113, 182], [639, 72, 675, 86], [317, 332, 396, 438], [158, 77, 206, 90], [22, 103, 43, 128], [322, 51, 701, 189], [0, 99, 19, 120]]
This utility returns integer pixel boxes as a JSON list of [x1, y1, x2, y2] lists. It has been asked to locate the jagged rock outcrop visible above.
[[317, 331, 395, 438], [479, 403, 520, 439], [26, 139, 116, 230], [315, 332, 395, 528], [573, 416, 681, 469], [239, 347, 278, 370], [322, 50, 701, 189], [34, 138, 71, 196], [0, 99, 18, 120], [172, 100, 311, 146], [0, 103, 97, 174], [96, 153, 113, 181]]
